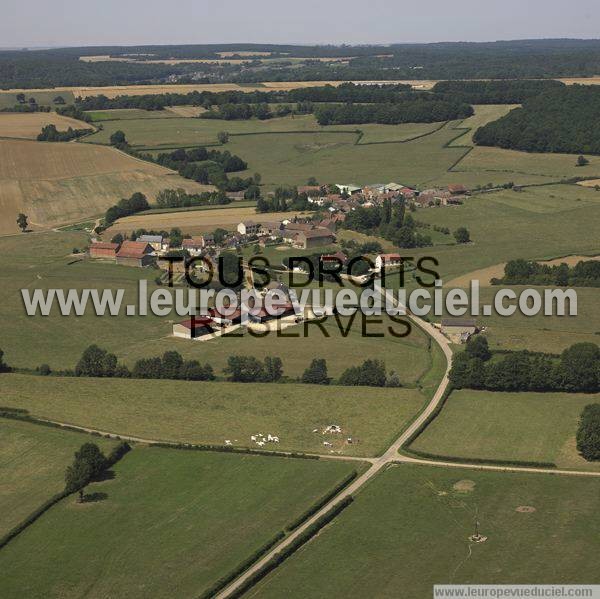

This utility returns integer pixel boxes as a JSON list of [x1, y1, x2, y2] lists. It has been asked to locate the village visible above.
[[86, 180, 475, 345]]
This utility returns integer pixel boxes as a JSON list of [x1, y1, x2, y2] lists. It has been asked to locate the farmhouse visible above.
[[172, 316, 216, 339], [237, 221, 260, 236], [447, 184, 469, 195], [116, 241, 155, 267], [375, 254, 403, 271], [89, 241, 120, 259], [290, 228, 335, 250], [136, 234, 166, 251], [182, 238, 203, 255], [441, 318, 478, 342], [321, 251, 348, 265]]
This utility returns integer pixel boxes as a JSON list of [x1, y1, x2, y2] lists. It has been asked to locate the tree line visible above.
[[155, 188, 232, 209], [492, 258, 600, 287], [431, 80, 565, 104], [314, 99, 473, 125], [21, 344, 404, 388], [450, 337, 600, 393], [473, 85, 600, 155], [37, 124, 91, 142]]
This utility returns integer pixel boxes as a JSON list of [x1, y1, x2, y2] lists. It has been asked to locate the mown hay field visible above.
[[249, 465, 600, 598], [0, 140, 213, 234], [0, 419, 117, 537], [0, 447, 359, 598], [0, 374, 426, 457], [410, 389, 600, 470], [104, 206, 310, 235], [0, 112, 94, 140]]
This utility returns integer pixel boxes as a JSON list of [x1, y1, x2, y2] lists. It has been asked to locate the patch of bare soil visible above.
[[452, 479, 476, 493]]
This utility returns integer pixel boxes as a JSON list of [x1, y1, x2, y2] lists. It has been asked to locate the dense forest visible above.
[[473, 85, 600, 154], [431, 79, 565, 104], [314, 99, 473, 125], [491, 259, 600, 287], [5, 40, 600, 88]]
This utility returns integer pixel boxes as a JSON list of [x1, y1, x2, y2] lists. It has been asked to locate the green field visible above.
[[0, 91, 76, 109], [82, 113, 445, 148], [475, 287, 600, 353], [0, 447, 358, 598], [393, 184, 600, 287], [456, 145, 600, 183], [85, 108, 181, 121], [0, 374, 426, 456], [410, 389, 600, 470], [249, 464, 600, 598], [0, 419, 116, 536]]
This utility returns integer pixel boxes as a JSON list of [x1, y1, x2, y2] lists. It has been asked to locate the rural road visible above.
[[212, 301, 456, 599]]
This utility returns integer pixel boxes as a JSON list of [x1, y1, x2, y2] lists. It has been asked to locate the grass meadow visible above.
[[0, 419, 116, 536], [82, 113, 443, 148], [249, 464, 600, 598], [0, 374, 426, 457], [0, 91, 76, 109], [0, 447, 359, 598], [409, 389, 600, 470]]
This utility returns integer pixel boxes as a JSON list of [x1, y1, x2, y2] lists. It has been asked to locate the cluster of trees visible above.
[[576, 404, 600, 461], [64, 442, 130, 501], [155, 188, 231, 209], [154, 146, 253, 190], [342, 200, 432, 249], [450, 338, 600, 393], [339, 359, 401, 387], [37, 124, 90, 142], [301, 358, 330, 384], [64, 443, 110, 498], [314, 100, 473, 125], [473, 85, 600, 155], [201, 103, 292, 120], [256, 186, 310, 212], [155, 147, 247, 173], [132, 351, 214, 381], [103, 192, 149, 226], [75, 345, 214, 381], [224, 355, 283, 383], [492, 259, 600, 287], [431, 80, 565, 104]]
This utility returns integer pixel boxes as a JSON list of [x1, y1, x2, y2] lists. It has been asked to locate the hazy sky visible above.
[[2, 0, 600, 47]]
